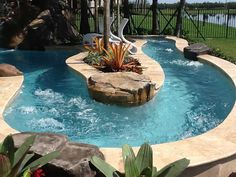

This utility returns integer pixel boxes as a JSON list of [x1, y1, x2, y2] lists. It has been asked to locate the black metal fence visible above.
[[75, 7, 236, 39]]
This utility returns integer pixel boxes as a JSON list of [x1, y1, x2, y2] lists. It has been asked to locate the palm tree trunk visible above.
[[117, 0, 120, 33], [152, 0, 158, 34], [80, 0, 90, 34], [104, 0, 110, 50], [174, 0, 185, 37]]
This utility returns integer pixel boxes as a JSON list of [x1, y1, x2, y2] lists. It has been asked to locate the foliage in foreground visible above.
[[0, 135, 60, 177], [90, 143, 190, 177]]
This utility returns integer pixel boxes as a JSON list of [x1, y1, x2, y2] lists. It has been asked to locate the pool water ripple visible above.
[[2, 39, 236, 147]]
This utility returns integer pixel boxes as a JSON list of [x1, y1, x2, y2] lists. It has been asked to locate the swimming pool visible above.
[[2, 38, 236, 147]]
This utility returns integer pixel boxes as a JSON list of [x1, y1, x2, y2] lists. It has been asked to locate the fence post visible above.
[[226, 9, 230, 38], [151, 0, 158, 34], [197, 9, 200, 38]]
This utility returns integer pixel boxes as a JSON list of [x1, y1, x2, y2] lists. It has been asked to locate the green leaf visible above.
[[90, 156, 118, 177], [22, 168, 31, 177], [141, 167, 153, 177], [13, 135, 36, 168], [152, 165, 172, 177], [155, 158, 190, 177], [0, 154, 11, 177], [0, 135, 15, 165], [135, 143, 153, 174], [8, 136, 36, 177], [152, 167, 158, 175], [124, 156, 139, 177], [19, 153, 34, 171], [122, 144, 135, 164], [23, 151, 60, 172]]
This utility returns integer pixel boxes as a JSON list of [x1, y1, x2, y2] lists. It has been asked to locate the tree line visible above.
[[158, 2, 236, 9]]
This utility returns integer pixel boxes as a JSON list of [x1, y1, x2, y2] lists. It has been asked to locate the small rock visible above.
[[184, 43, 211, 60], [48, 142, 104, 177], [0, 63, 22, 77], [12, 132, 104, 177], [88, 72, 156, 105], [229, 173, 236, 177]]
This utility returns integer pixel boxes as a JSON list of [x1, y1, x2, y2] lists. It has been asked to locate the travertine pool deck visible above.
[[0, 76, 22, 140], [1, 36, 236, 177]]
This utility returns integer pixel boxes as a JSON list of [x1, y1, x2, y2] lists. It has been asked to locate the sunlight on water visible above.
[[29, 118, 65, 131], [165, 48, 173, 52], [3, 39, 236, 147], [169, 60, 203, 67]]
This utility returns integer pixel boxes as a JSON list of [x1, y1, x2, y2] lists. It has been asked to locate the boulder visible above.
[[184, 43, 211, 60], [13, 132, 68, 155], [0, 63, 22, 77], [12, 132, 104, 177], [0, 0, 80, 50], [88, 72, 156, 106], [48, 142, 104, 177]]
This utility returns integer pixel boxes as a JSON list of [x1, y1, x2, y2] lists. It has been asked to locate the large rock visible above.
[[88, 72, 156, 106], [0, 63, 23, 77], [184, 43, 211, 60], [0, 0, 80, 50], [12, 132, 104, 177], [13, 132, 68, 155]]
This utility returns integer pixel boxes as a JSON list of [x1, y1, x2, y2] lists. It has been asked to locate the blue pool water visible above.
[[2, 39, 236, 147]]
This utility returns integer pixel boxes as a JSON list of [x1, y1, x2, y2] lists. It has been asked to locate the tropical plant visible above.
[[84, 37, 104, 54], [90, 143, 190, 177], [84, 51, 102, 66], [102, 42, 132, 71], [0, 135, 60, 177]]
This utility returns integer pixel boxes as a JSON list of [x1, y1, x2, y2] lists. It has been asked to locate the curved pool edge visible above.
[[0, 76, 23, 140], [0, 36, 236, 177], [99, 37, 236, 174], [65, 36, 236, 173]]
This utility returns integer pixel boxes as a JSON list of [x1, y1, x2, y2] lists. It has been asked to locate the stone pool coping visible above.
[[97, 37, 236, 171], [0, 76, 22, 139], [0, 36, 236, 173]]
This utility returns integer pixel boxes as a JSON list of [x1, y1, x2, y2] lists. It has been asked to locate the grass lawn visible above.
[[75, 14, 236, 64]]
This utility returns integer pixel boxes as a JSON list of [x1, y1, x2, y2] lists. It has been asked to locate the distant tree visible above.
[[174, 0, 185, 37], [80, 0, 90, 34]]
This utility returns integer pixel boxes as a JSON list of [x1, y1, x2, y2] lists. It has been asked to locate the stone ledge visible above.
[[66, 39, 165, 105], [88, 72, 156, 105], [184, 43, 211, 60]]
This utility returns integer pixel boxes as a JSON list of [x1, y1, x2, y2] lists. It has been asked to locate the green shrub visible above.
[[0, 135, 60, 177], [90, 143, 190, 177], [84, 51, 102, 66]]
